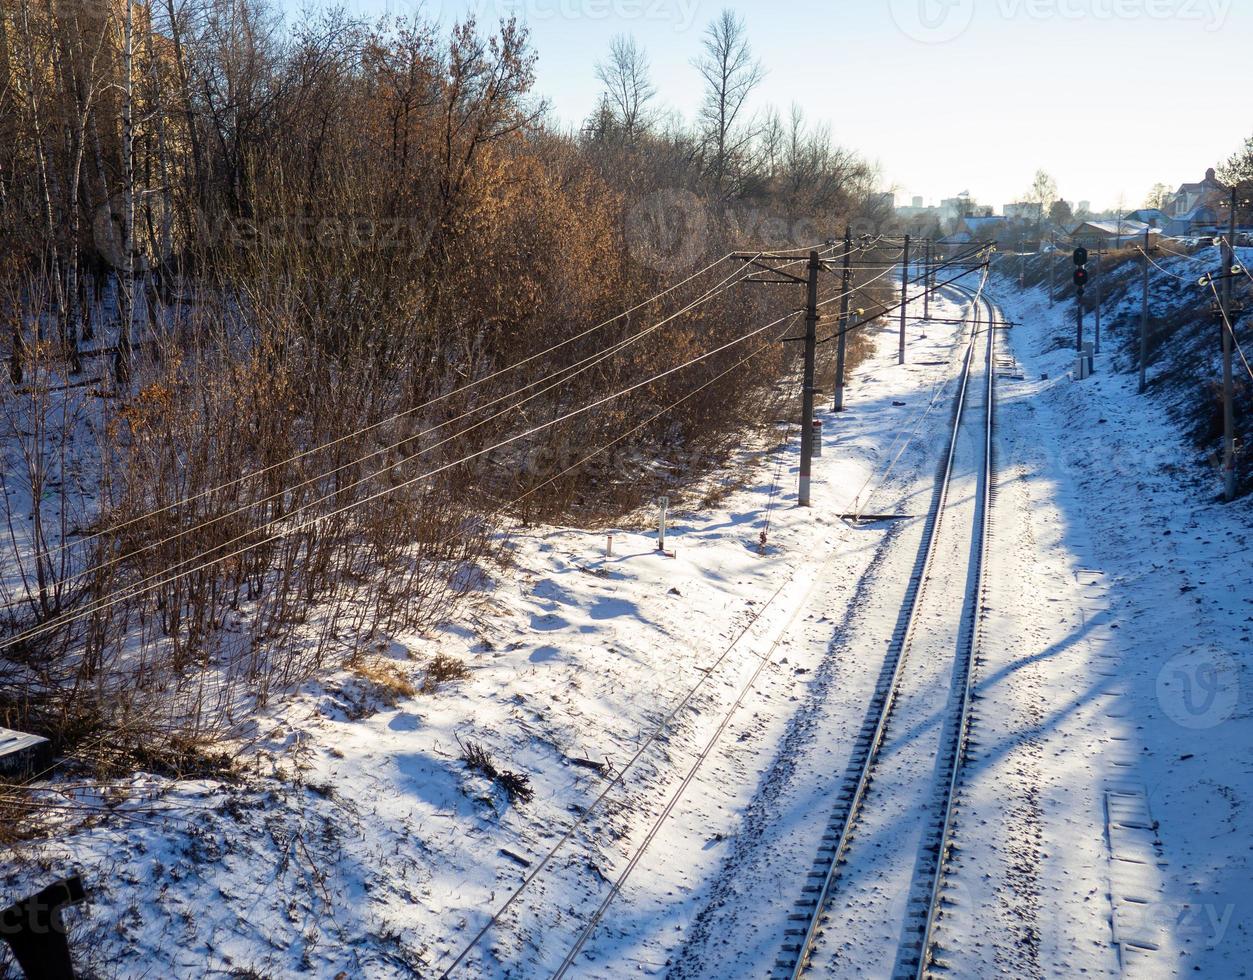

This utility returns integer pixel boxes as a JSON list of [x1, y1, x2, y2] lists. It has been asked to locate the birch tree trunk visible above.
[[115, 0, 135, 386]]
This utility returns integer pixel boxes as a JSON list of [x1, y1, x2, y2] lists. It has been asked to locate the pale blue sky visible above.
[[298, 0, 1253, 212]]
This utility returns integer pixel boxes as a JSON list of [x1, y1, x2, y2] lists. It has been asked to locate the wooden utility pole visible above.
[[733, 248, 831, 506], [799, 250, 820, 507], [1221, 188, 1237, 501], [899, 234, 910, 365], [1140, 228, 1150, 393], [833, 227, 853, 412]]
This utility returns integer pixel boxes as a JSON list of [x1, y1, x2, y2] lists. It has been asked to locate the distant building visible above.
[[1070, 219, 1161, 249], [1167, 168, 1227, 218], [1003, 201, 1043, 221], [1164, 205, 1224, 238], [911, 196, 924, 209], [1123, 208, 1166, 228], [941, 214, 1009, 244], [897, 203, 939, 222], [1077, 201, 1092, 216]]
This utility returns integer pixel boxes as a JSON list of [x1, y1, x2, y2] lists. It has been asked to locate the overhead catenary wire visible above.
[[0, 303, 818, 652], [3, 251, 747, 569], [0, 249, 874, 620], [0, 251, 803, 608], [847, 275, 989, 521], [448, 263, 988, 974], [815, 256, 992, 348], [1206, 277, 1253, 383]]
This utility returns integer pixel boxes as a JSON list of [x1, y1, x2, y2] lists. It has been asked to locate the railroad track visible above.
[[773, 284, 999, 980]]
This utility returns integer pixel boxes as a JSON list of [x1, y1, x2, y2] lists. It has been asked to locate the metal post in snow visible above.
[[833, 226, 853, 412], [799, 250, 820, 507], [1221, 187, 1237, 502], [657, 496, 669, 552], [1094, 246, 1102, 356], [899, 234, 910, 365], [1140, 228, 1150, 394], [924, 238, 932, 320], [1050, 236, 1056, 307], [1076, 284, 1085, 379]]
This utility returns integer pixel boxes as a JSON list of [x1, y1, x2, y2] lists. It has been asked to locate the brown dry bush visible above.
[[0, 7, 891, 769], [421, 652, 470, 695]]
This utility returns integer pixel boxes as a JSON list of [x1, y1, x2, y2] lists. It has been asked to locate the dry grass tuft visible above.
[[351, 658, 417, 705], [457, 736, 534, 805], [421, 652, 471, 695]]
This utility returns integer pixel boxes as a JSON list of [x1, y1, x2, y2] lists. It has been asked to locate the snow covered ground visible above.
[[4, 268, 1251, 980], [952, 278, 1253, 979], [0, 289, 979, 977]]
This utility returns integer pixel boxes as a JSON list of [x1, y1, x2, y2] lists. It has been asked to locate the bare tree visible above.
[[694, 9, 764, 193], [1027, 169, 1058, 214], [1144, 182, 1172, 211], [1219, 135, 1253, 187], [594, 34, 654, 144]]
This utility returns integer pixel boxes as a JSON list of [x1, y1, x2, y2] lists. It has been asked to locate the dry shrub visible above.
[[0, 9, 891, 774], [351, 657, 417, 705], [457, 736, 533, 805], [421, 652, 470, 695]]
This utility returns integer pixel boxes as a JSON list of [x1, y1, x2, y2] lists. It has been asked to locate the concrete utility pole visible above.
[[799, 250, 820, 507], [923, 238, 932, 320], [1140, 228, 1150, 393], [833, 227, 853, 412], [899, 234, 910, 365], [1221, 188, 1237, 501]]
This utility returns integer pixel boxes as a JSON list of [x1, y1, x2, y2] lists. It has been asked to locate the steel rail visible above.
[[773, 282, 997, 980]]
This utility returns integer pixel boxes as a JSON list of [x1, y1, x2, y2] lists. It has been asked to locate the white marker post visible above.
[[657, 496, 669, 553]]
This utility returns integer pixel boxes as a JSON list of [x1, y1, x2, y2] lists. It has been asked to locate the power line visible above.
[[815, 254, 992, 348], [0, 304, 815, 652], [0, 247, 870, 615], [1137, 245, 1196, 282], [4, 253, 745, 569], [1207, 277, 1253, 383], [438, 572, 799, 978], [0, 254, 787, 609]]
